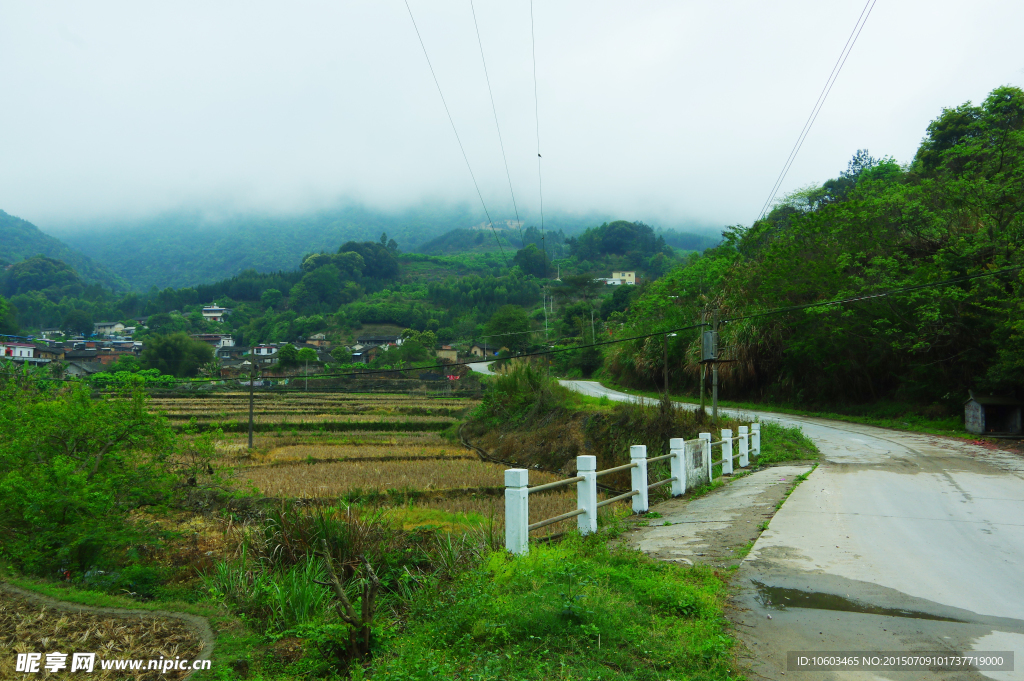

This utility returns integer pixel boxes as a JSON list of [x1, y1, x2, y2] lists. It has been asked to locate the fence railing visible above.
[[505, 422, 761, 554]]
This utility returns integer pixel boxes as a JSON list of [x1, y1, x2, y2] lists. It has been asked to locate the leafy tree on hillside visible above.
[[0, 295, 17, 334], [297, 347, 318, 363], [486, 305, 531, 353], [140, 332, 214, 377], [513, 244, 548, 278], [569, 221, 671, 262], [339, 241, 400, 280], [277, 343, 299, 368], [1, 256, 83, 298], [61, 309, 93, 336], [261, 288, 283, 309]]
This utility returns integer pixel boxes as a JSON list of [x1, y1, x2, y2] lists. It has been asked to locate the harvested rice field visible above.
[[163, 390, 630, 539], [234, 458, 559, 496], [0, 590, 205, 680]]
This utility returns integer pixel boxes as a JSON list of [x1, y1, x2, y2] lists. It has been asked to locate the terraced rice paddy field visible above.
[[159, 391, 623, 537]]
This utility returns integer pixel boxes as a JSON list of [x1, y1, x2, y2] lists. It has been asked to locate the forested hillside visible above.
[[0, 210, 126, 291], [48, 206, 636, 290], [609, 86, 1024, 407]]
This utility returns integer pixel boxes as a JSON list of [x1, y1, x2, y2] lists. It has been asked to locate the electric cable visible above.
[[756, 0, 878, 222], [12, 265, 1020, 388], [470, 0, 526, 250], [403, 0, 509, 267], [529, 0, 547, 272]]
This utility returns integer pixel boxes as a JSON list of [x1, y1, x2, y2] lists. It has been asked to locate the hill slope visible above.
[[0, 210, 127, 291], [49, 206, 628, 290]]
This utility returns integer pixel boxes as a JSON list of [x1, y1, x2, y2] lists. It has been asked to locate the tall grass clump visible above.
[[474, 360, 577, 427]]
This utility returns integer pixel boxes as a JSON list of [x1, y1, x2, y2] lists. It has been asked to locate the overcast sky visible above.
[[2, 1, 1023, 232]]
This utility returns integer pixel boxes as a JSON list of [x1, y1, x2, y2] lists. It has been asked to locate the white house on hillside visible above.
[[202, 306, 231, 322]]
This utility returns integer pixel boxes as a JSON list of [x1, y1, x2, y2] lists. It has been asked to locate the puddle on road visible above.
[[752, 581, 964, 622]]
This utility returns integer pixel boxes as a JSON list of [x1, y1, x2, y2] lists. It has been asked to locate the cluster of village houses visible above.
[[0, 306, 500, 378]]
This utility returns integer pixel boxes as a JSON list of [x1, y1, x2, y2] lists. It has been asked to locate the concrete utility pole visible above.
[[248, 355, 256, 450], [663, 332, 677, 397], [712, 309, 719, 425], [590, 309, 595, 343]]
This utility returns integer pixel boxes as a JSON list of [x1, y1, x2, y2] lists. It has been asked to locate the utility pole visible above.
[[304, 359, 308, 392], [543, 293, 548, 342], [248, 354, 256, 450], [700, 364, 706, 412], [664, 332, 677, 397], [590, 309, 595, 343], [712, 309, 719, 425]]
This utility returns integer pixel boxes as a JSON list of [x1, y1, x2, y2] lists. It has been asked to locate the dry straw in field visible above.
[[0, 593, 203, 680], [235, 459, 562, 497]]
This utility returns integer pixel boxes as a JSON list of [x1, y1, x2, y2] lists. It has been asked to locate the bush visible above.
[[473, 360, 576, 426]]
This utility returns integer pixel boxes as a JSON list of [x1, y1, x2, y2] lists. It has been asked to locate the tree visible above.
[[277, 343, 299, 368], [485, 305, 531, 353], [61, 309, 93, 336], [297, 347, 318, 363], [261, 288, 283, 309], [0, 295, 17, 335], [512, 244, 549, 278], [339, 241, 400, 280], [140, 332, 214, 377]]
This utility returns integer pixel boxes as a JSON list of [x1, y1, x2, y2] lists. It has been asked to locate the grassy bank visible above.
[[601, 381, 967, 438]]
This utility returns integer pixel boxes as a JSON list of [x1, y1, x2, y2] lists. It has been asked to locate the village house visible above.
[[202, 306, 231, 323], [93, 321, 125, 336], [192, 333, 235, 349], [436, 345, 458, 363], [470, 344, 498, 358], [356, 334, 403, 347]]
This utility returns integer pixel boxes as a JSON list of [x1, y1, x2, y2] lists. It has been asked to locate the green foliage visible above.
[[90, 368, 176, 388], [485, 305, 531, 353], [338, 241, 400, 280], [277, 343, 300, 368], [140, 332, 214, 377], [0, 381, 176, 574], [612, 86, 1024, 407], [0, 295, 17, 334], [569, 220, 672, 263], [512, 243, 549, 277], [61, 309, 93, 336], [297, 347, 318, 363], [0, 210, 127, 291], [376, 538, 734, 680], [755, 422, 819, 464], [1, 256, 83, 298], [474, 361, 577, 426]]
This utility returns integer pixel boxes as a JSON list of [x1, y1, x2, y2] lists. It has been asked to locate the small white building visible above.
[[94, 321, 126, 336], [202, 306, 231, 323]]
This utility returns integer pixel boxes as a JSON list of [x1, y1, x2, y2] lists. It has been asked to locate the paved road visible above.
[[476, 367, 1024, 680]]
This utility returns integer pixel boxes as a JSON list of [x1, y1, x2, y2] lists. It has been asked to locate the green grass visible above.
[[373, 536, 736, 680], [757, 421, 819, 463], [601, 381, 967, 439]]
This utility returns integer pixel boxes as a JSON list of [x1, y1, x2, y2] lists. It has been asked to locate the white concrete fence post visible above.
[[722, 429, 733, 475], [576, 455, 598, 535], [700, 432, 712, 481], [669, 437, 686, 496], [738, 426, 749, 467], [630, 445, 649, 513], [751, 422, 761, 458], [504, 468, 529, 555]]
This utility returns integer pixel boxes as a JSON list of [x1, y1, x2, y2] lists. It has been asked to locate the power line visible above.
[[722, 265, 1022, 325], [403, 0, 509, 267], [756, 0, 878, 222], [470, 0, 526, 250], [14, 265, 1020, 388], [529, 0, 547, 271]]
